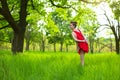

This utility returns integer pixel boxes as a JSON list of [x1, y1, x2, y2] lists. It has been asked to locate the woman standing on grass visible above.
[[70, 22, 89, 66]]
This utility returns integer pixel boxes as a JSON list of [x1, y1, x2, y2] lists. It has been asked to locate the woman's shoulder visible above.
[[72, 31, 77, 36], [73, 28, 81, 33]]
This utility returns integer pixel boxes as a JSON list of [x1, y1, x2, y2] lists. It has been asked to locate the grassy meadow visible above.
[[0, 50, 120, 80]]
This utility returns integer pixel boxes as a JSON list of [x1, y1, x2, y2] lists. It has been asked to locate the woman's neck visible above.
[[73, 28, 77, 31]]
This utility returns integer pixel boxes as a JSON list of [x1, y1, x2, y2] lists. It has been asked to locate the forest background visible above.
[[0, 0, 120, 54]]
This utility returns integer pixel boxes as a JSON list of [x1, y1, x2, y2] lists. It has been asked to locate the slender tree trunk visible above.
[[110, 37, 113, 52], [66, 44, 68, 52], [41, 40, 45, 52], [39, 42, 41, 51], [26, 39, 30, 51], [32, 43, 36, 51], [117, 21, 120, 54], [60, 42, 63, 52], [53, 43, 56, 52], [96, 38, 100, 53], [90, 40, 94, 53], [115, 38, 119, 54], [25, 26, 31, 51]]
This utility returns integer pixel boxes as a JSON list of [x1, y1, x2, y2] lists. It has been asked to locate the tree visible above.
[[85, 14, 99, 53], [0, 0, 102, 54], [0, 0, 28, 54], [37, 20, 47, 52], [110, 1, 120, 54], [46, 13, 59, 52], [25, 11, 44, 51], [51, 10, 69, 52], [100, 2, 120, 54], [0, 0, 46, 53]]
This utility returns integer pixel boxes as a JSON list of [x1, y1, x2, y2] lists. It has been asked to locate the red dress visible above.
[[73, 29, 89, 54]]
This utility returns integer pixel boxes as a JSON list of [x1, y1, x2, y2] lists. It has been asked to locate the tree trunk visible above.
[[0, 0, 28, 54], [115, 38, 119, 54], [90, 40, 94, 53], [25, 27, 31, 51], [32, 43, 36, 51], [53, 43, 56, 52], [12, 28, 25, 54], [26, 39, 30, 51], [60, 42, 63, 52], [66, 44, 68, 52], [110, 37, 113, 52], [41, 40, 45, 52], [12, 0, 28, 54]]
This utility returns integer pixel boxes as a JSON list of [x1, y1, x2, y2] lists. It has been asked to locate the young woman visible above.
[[70, 22, 89, 66]]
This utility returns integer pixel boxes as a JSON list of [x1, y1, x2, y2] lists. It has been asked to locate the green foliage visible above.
[[27, 12, 41, 23], [7, 0, 20, 21], [110, 1, 120, 20], [47, 35, 59, 44], [83, 12, 99, 38], [55, 8, 68, 20], [0, 28, 13, 43], [0, 51, 120, 80], [74, 8, 96, 27], [46, 14, 59, 35], [51, 0, 67, 6], [50, 9, 72, 45], [0, 0, 112, 52]]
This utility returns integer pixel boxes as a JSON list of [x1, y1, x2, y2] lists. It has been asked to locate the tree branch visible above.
[[29, 0, 44, 15], [10, 3, 15, 12], [30, 0, 35, 9], [0, 39, 10, 42], [49, 0, 103, 13], [100, 24, 109, 27], [80, 0, 104, 4], [70, 6, 80, 12], [49, 0, 71, 9], [0, 19, 19, 30], [0, 25, 9, 30], [0, 17, 5, 20], [49, 0, 81, 13], [98, 43, 115, 52], [0, 0, 19, 33], [19, 0, 28, 26]]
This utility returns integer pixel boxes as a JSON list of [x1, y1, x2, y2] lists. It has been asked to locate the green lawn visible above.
[[0, 51, 120, 80]]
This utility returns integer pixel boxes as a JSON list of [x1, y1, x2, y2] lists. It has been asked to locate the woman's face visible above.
[[70, 23, 74, 29]]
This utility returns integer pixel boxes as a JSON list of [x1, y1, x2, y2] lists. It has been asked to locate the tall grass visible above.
[[0, 51, 120, 80]]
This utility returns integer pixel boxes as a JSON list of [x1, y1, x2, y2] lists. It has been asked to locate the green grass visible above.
[[0, 51, 120, 80]]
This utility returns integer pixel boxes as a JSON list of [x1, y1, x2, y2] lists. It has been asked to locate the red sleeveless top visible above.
[[73, 29, 89, 54]]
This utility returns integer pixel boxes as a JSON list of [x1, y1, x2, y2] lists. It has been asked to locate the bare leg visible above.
[[80, 50, 85, 66]]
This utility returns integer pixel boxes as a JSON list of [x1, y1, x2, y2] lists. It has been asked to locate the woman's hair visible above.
[[70, 21, 77, 28]]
